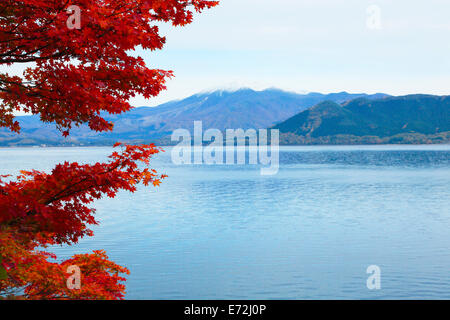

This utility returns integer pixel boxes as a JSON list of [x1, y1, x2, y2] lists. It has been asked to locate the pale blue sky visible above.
[[131, 0, 450, 106], [4, 0, 450, 108]]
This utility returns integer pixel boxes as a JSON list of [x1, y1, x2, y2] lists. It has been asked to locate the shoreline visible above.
[[1, 143, 449, 149]]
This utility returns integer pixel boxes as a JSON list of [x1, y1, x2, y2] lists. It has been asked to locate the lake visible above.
[[1, 145, 449, 299]]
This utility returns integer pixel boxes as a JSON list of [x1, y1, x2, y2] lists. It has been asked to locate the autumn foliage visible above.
[[0, 0, 218, 299]]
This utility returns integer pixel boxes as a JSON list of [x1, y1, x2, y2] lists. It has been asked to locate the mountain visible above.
[[0, 88, 388, 146], [274, 94, 450, 145]]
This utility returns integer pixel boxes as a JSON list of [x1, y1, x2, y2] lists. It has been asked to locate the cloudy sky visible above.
[[129, 0, 450, 106], [5, 0, 450, 108]]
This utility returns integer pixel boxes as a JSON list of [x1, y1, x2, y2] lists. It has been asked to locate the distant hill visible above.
[[273, 95, 450, 145], [0, 88, 387, 146]]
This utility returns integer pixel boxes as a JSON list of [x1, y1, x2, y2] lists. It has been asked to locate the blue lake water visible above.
[[1, 145, 449, 299]]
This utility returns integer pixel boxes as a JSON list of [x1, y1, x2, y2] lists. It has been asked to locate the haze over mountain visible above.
[[0, 88, 388, 146], [274, 95, 450, 145]]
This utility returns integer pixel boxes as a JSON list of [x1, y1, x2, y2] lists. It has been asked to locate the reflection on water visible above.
[[0, 145, 449, 299]]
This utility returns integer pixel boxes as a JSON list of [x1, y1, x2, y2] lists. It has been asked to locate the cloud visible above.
[[5, 0, 450, 108]]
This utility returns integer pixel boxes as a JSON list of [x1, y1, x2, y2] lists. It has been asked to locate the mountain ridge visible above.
[[273, 94, 450, 145], [0, 88, 390, 146]]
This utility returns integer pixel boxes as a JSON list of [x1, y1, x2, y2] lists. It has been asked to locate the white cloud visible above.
[[5, 0, 450, 108]]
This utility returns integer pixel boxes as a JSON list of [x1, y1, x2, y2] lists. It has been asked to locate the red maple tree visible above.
[[0, 0, 218, 299]]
